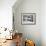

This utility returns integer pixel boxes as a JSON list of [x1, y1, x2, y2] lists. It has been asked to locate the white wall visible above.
[[41, 0, 46, 46], [13, 0, 46, 46], [13, 0, 41, 46], [0, 0, 16, 29]]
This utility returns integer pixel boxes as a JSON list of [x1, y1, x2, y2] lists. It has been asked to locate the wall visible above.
[[0, 0, 16, 30], [41, 0, 46, 46], [13, 0, 41, 46]]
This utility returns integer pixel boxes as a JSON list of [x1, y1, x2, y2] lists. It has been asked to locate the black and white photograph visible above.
[[21, 13, 36, 25]]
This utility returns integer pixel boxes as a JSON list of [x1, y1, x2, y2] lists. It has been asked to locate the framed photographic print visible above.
[[21, 13, 36, 25]]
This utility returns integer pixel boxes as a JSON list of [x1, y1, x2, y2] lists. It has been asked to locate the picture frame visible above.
[[21, 13, 36, 25]]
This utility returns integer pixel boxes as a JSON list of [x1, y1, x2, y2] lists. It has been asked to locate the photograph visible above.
[[21, 13, 36, 25]]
